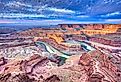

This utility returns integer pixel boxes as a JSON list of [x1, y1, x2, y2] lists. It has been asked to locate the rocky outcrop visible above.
[[0, 54, 58, 82], [79, 50, 121, 82], [0, 25, 121, 82], [0, 50, 120, 82], [0, 73, 35, 82], [0, 45, 41, 58], [43, 75, 60, 82], [0, 57, 7, 66], [90, 36, 121, 47]]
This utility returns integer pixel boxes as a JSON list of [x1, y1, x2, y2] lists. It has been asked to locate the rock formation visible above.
[[0, 24, 121, 82], [0, 50, 120, 82]]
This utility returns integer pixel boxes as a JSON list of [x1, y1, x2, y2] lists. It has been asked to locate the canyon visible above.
[[0, 24, 121, 82]]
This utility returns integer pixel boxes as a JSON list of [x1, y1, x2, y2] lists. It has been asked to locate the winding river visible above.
[[35, 40, 95, 58]]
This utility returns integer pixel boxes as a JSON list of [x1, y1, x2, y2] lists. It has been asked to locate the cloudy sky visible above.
[[0, 0, 121, 25]]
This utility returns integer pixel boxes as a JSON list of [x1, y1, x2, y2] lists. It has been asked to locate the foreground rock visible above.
[[0, 50, 120, 82]]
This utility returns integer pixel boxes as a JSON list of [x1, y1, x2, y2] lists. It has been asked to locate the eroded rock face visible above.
[[79, 50, 121, 82], [0, 73, 35, 82], [88, 73, 104, 82], [0, 50, 120, 82], [0, 54, 59, 82], [0, 57, 7, 66], [43, 75, 60, 82]]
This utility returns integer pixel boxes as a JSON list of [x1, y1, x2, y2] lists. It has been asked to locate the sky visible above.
[[0, 0, 121, 25]]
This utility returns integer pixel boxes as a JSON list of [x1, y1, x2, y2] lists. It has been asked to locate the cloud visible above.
[[5, 1, 75, 14], [0, 19, 108, 25], [1, 18, 121, 26], [47, 7, 75, 14], [6, 1, 74, 15], [0, 19, 66, 26], [5, 1, 32, 8], [0, 20, 15, 23], [0, 13, 46, 18], [101, 12, 121, 17], [76, 15, 89, 18], [105, 19, 121, 22]]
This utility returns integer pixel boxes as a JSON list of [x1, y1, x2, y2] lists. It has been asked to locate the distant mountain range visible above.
[[0, 24, 59, 34]]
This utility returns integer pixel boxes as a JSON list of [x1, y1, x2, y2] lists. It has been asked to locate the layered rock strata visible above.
[[0, 50, 120, 82]]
